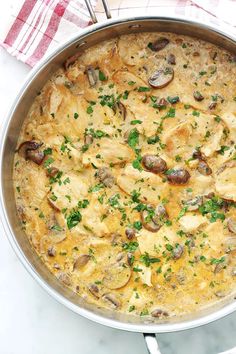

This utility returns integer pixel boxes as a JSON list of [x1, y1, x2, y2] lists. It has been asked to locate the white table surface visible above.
[[1, 46, 236, 354]]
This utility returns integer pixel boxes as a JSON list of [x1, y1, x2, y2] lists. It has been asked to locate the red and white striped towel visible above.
[[0, 0, 235, 67]]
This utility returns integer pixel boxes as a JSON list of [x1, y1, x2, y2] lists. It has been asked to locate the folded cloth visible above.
[[0, 0, 235, 67]]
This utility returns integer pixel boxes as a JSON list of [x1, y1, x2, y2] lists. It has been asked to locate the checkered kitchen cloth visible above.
[[0, 0, 235, 67]]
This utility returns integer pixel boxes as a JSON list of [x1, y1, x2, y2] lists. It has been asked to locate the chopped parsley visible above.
[[43, 157, 54, 167], [128, 128, 139, 149], [43, 147, 52, 155], [122, 241, 139, 252], [167, 96, 179, 104], [88, 183, 104, 193], [199, 197, 225, 222], [98, 70, 107, 81], [66, 209, 82, 229], [130, 120, 142, 125], [137, 86, 151, 92], [140, 252, 161, 267]]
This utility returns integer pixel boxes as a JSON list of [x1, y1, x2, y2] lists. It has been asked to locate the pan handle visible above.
[[84, 0, 111, 24], [143, 333, 162, 354]]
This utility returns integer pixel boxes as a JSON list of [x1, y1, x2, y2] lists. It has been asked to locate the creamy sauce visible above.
[[14, 32, 236, 319]]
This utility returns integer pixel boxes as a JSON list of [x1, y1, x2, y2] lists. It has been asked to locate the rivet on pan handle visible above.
[[143, 333, 162, 354], [84, 0, 112, 24]]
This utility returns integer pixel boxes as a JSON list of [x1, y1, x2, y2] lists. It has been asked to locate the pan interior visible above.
[[1, 17, 236, 333]]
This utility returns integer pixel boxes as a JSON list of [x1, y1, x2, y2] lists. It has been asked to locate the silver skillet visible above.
[[0, 1, 236, 353]]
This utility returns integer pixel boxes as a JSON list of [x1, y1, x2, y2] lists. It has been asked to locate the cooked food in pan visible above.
[[14, 32, 236, 318]]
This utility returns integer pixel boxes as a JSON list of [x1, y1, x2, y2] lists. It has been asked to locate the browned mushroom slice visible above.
[[142, 155, 167, 174], [46, 167, 59, 178], [141, 204, 168, 232], [88, 283, 100, 298], [167, 53, 176, 65], [18, 141, 44, 165], [166, 168, 190, 185], [86, 66, 98, 87], [73, 254, 91, 270], [125, 228, 136, 240], [114, 102, 126, 120], [183, 196, 203, 211], [102, 293, 121, 309], [97, 167, 115, 187], [103, 264, 131, 290], [209, 102, 217, 110], [148, 38, 169, 52], [148, 67, 174, 89], [151, 309, 169, 318], [47, 246, 56, 257], [64, 53, 81, 70], [197, 160, 212, 176], [84, 133, 93, 145], [227, 218, 236, 234], [193, 91, 204, 101]]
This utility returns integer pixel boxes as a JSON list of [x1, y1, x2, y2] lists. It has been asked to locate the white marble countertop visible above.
[[1, 46, 236, 354]]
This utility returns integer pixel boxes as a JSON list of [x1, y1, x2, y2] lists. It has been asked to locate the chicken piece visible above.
[[117, 164, 168, 204], [178, 214, 208, 232], [137, 226, 178, 257], [48, 173, 88, 210], [215, 163, 236, 201], [82, 138, 134, 167]]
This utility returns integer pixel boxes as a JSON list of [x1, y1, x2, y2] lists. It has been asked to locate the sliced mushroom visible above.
[[141, 204, 168, 232], [227, 218, 236, 234], [103, 264, 131, 289], [18, 141, 44, 165], [148, 67, 174, 89], [84, 134, 94, 145], [192, 149, 205, 161], [209, 102, 217, 110], [102, 293, 121, 309], [142, 155, 167, 174], [125, 228, 136, 240], [57, 272, 71, 286], [114, 102, 126, 120], [197, 160, 212, 176], [148, 38, 169, 52], [97, 167, 115, 188], [172, 244, 184, 260], [73, 254, 91, 270], [46, 167, 59, 178], [86, 66, 98, 87], [64, 53, 81, 70], [167, 53, 176, 65], [158, 97, 168, 108], [183, 196, 203, 211], [166, 168, 190, 185], [193, 91, 204, 101], [88, 283, 100, 298], [47, 246, 56, 257], [151, 309, 169, 318]]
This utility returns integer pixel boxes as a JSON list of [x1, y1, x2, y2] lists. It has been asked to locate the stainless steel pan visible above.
[[1, 2, 236, 353]]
